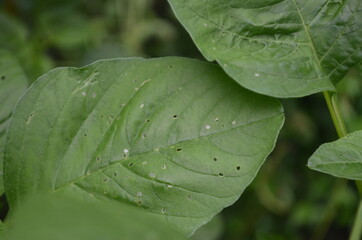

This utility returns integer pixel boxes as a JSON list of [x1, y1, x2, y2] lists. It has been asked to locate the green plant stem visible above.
[[323, 91, 347, 138], [350, 200, 362, 240], [323, 91, 362, 239]]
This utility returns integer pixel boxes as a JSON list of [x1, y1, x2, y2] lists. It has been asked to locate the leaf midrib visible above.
[[292, 0, 362, 80], [183, 4, 309, 46], [291, 0, 324, 74]]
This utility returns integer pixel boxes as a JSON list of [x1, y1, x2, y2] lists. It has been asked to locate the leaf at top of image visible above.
[[308, 130, 362, 180], [168, 0, 362, 98], [4, 57, 284, 235], [0, 50, 28, 196]]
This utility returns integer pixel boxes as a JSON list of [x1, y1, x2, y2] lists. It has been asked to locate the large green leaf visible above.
[[168, 0, 362, 98], [0, 50, 28, 195], [4, 57, 284, 235], [2, 194, 186, 240], [308, 130, 362, 180]]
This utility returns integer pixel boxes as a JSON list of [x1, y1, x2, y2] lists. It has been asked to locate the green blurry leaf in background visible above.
[[308, 130, 362, 180], [168, 0, 362, 98], [1, 194, 186, 240], [0, 12, 54, 82], [4, 57, 284, 235], [0, 50, 28, 195], [0, 14, 26, 51]]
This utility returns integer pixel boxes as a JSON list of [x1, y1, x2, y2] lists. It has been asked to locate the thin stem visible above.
[[323, 91, 347, 138], [323, 91, 362, 240], [349, 200, 362, 240]]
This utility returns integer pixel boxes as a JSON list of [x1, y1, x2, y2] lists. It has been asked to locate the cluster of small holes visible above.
[[90, 77, 247, 202], [86, 67, 247, 206]]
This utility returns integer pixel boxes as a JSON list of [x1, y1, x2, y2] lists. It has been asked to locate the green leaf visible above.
[[4, 57, 284, 235], [2, 194, 186, 240], [168, 0, 362, 98], [308, 130, 362, 180], [0, 50, 28, 195]]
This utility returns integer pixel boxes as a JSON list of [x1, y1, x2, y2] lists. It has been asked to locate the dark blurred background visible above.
[[1, 0, 362, 239]]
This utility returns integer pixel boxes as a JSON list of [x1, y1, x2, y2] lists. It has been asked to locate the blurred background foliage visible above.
[[0, 0, 362, 239]]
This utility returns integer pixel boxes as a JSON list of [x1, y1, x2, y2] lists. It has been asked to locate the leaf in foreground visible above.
[[2, 195, 186, 240], [4, 57, 284, 235], [168, 0, 362, 98], [0, 50, 28, 195], [308, 130, 362, 180]]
